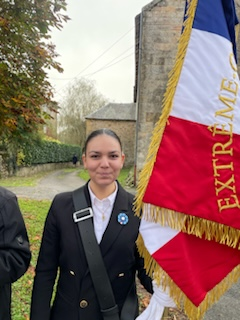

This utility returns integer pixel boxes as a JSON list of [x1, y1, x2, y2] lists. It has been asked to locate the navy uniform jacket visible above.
[[0, 187, 31, 320], [30, 182, 152, 320]]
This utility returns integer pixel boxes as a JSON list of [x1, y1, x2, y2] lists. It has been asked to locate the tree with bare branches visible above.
[[58, 78, 108, 147]]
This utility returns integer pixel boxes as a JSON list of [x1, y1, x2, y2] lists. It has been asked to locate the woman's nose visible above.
[[100, 157, 110, 167]]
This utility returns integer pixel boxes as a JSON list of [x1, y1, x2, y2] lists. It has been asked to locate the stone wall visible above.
[[0, 153, 8, 178], [0, 161, 74, 179], [135, 0, 184, 171], [86, 119, 136, 167], [15, 162, 74, 177]]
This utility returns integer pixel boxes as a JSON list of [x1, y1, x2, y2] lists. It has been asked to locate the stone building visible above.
[[134, 0, 185, 173], [85, 103, 136, 167]]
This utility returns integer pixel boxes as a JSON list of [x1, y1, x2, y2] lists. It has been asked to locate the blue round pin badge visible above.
[[117, 213, 129, 225]]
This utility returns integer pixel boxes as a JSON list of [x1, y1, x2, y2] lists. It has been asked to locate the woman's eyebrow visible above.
[[88, 150, 120, 154]]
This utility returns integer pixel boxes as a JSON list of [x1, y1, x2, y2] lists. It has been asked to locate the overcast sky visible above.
[[48, 0, 150, 104]]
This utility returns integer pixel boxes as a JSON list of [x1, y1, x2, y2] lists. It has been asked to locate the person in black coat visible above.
[[0, 187, 31, 320], [72, 154, 78, 166], [30, 128, 153, 320]]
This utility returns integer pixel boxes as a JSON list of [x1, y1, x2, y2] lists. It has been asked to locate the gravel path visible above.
[[7, 169, 86, 200], [7, 169, 240, 319]]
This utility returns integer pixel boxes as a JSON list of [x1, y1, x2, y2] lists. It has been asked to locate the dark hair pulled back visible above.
[[83, 128, 122, 153]]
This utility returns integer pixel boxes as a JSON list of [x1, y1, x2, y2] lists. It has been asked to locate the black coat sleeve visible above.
[[135, 245, 153, 294], [0, 188, 31, 285], [126, 189, 153, 295]]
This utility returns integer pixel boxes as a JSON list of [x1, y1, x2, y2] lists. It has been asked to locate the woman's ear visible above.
[[121, 153, 125, 167], [82, 154, 87, 169]]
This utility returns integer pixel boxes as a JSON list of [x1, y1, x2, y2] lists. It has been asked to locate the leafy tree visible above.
[[58, 78, 108, 147], [0, 0, 69, 143]]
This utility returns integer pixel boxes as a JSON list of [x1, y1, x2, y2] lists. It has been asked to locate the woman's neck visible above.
[[89, 181, 116, 200]]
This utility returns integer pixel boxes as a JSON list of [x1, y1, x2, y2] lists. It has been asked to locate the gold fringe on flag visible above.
[[134, 0, 240, 249], [141, 203, 240, 249], [137, 234, 240, 320]]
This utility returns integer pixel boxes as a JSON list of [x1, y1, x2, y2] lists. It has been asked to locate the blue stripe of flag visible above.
[[192, 0, 239, 61]]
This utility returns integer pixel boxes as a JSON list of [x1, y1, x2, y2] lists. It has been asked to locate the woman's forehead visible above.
[[87, 134, 121, 149]]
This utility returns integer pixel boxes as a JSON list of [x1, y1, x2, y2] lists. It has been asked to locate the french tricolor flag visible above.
[[135, 0, 240, 319]]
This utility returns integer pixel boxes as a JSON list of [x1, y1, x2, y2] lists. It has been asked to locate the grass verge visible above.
[[11, 199, 51, 320], [0, 172, 51, 187]]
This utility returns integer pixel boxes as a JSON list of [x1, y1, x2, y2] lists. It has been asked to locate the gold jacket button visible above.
[[79, 300, 88, 308]]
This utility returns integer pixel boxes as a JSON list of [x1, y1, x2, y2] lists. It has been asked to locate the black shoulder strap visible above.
[[72, 187, 120, 320]]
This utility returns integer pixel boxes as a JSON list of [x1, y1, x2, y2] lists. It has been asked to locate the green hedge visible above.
[[20, 140, 81, 166]]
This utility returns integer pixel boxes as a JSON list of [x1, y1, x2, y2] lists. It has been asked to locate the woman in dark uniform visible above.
[[30, 128, 153, 320]]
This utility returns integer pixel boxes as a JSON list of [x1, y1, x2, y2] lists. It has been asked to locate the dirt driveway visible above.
[[7, 169, 240, 320]]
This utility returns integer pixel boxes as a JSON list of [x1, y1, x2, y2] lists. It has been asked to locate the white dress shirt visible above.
[[88, 182, 118, 243]]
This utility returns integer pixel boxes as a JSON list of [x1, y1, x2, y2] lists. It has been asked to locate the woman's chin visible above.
[[96, 177, 115, 186]]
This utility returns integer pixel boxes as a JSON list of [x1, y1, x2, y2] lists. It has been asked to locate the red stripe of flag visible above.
[[152, 231, 240, 306], [143, 116, 240, 230]]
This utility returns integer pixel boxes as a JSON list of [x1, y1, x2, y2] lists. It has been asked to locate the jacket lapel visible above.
[[100, 183, 129, 256]]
